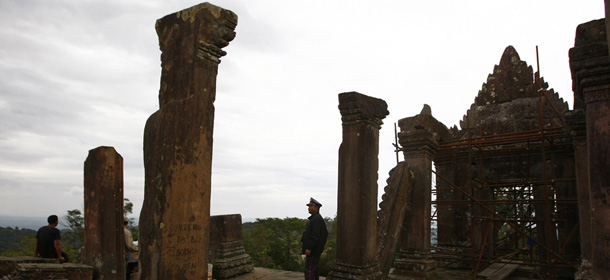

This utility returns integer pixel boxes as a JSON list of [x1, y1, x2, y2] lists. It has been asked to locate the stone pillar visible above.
[[139, 3, 237, 280], [567, 110, 593, 277], [393, 106, 441, 278], [569, 18, 610, 279], [433, 156, 471, 267], [209, 214, 253, 279], [82, 146, 124, 280], [327, 92, 388, 280]]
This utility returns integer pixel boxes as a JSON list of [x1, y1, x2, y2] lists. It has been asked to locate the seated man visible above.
[[34, 215, 69, 262]]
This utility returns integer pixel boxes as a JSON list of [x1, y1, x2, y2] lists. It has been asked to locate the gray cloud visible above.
[[0, 0, 603, 222]]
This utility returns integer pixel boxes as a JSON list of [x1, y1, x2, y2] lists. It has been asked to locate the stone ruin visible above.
[[327, 18, 610, 280], [82, 146, 125, 280], [2, 3, 609, 280], [138, 2, 237, 279], [209, 214, 253, 278]]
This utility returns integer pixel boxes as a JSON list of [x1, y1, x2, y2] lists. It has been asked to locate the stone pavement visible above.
[[232, 267, 325, 280]]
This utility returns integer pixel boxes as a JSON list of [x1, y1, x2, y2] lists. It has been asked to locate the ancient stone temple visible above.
[[82, 146, 125, 280], [569, 18, 610, 279], [327, 92, 388, 280], [396, 46, 580, 279], [138, 3, 237, 279]]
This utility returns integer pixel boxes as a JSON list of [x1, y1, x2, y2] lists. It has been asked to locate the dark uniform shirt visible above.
[[301, 212, 328, 256], [36, 226, 61, 258]]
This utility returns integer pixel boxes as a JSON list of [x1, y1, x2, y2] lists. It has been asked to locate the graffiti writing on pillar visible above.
[[166, 223, 205, 270]]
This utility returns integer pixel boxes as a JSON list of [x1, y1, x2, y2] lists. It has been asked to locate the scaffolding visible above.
[[429, 48, 579, 279]]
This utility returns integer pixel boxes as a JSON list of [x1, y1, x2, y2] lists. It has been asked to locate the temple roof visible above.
[[455, 46, 568, 137]]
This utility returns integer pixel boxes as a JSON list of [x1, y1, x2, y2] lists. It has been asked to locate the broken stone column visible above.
[[327, 92, 388, 280], [209, 214, 253, 279], [569, 18, 610, 279], [376, 162, 414, 279], [393, 105, 445, 278], [82, 146, 124, 280], [138, 3, 237, 280]]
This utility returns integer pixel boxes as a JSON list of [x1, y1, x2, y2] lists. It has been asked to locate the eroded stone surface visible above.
[[570, 18, 610, 279], [327, 92, 387, 280], [0, 257, 93, 280], [209, 214, 253, 279], [82, 146, 124, 280], [376, 162, 414, 279], [139, 3, 237, 280]]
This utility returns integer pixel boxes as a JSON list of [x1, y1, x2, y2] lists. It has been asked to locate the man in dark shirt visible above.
[[301, 197, 328, 280], [34, 215, 68, 262]]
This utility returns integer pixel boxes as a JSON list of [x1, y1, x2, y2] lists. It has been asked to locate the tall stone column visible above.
[[567, 110, 593, 276], [569, 18, 610, 279], [139, 3, 237, 280], [327, 92, 388, 280], [433, 155, 471, 267], [82, 146, 124, 280], [393, 106, 442, 278]]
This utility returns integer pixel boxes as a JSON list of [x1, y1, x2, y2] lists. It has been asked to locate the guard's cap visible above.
[[306, 197, 322, 207]]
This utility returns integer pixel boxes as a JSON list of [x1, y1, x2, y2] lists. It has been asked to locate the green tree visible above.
[[124, 198, 138, 241], [242, 216, 337, 275], [62, 209, 84, 249], [243, 217, 307, 272], [0, 235, 36, 257]]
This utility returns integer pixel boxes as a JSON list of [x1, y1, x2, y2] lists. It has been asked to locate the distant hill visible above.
[[0, 216, 48, 230], [0, 226, 36, 253]]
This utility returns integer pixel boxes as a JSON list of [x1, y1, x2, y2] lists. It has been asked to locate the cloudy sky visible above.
[[0, 0, 604, 223]]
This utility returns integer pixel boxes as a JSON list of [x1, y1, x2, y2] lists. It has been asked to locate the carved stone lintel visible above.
[[584, 87, 610, 103]]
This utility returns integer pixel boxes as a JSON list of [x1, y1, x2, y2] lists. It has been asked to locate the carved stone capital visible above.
[[338, 92, 389, 129]]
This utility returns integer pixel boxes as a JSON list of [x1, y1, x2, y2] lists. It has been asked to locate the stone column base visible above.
[[210, 240, 253, 279], [327, 262, 382, 280], [575, 259, 592, 280], [392, 257, 437, 279]]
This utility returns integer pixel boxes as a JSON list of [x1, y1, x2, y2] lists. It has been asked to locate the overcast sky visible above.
[[0, 0, 604, 223]]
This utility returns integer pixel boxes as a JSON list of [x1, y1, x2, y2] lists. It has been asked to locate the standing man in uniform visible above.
[[301, 197, 328, 280], [34, 215, 69, 262]]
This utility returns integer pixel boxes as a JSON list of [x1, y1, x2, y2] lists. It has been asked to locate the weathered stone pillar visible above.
[[394, 105, 443, 278], [139, 3, 237, 280], [209, 214, 253, 279], [82, 146, 124, 280], [567, 110, 593, 277], [327, 92, 388, 280], [433, 156, 471, 267], [569, 18, 610, 279]]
